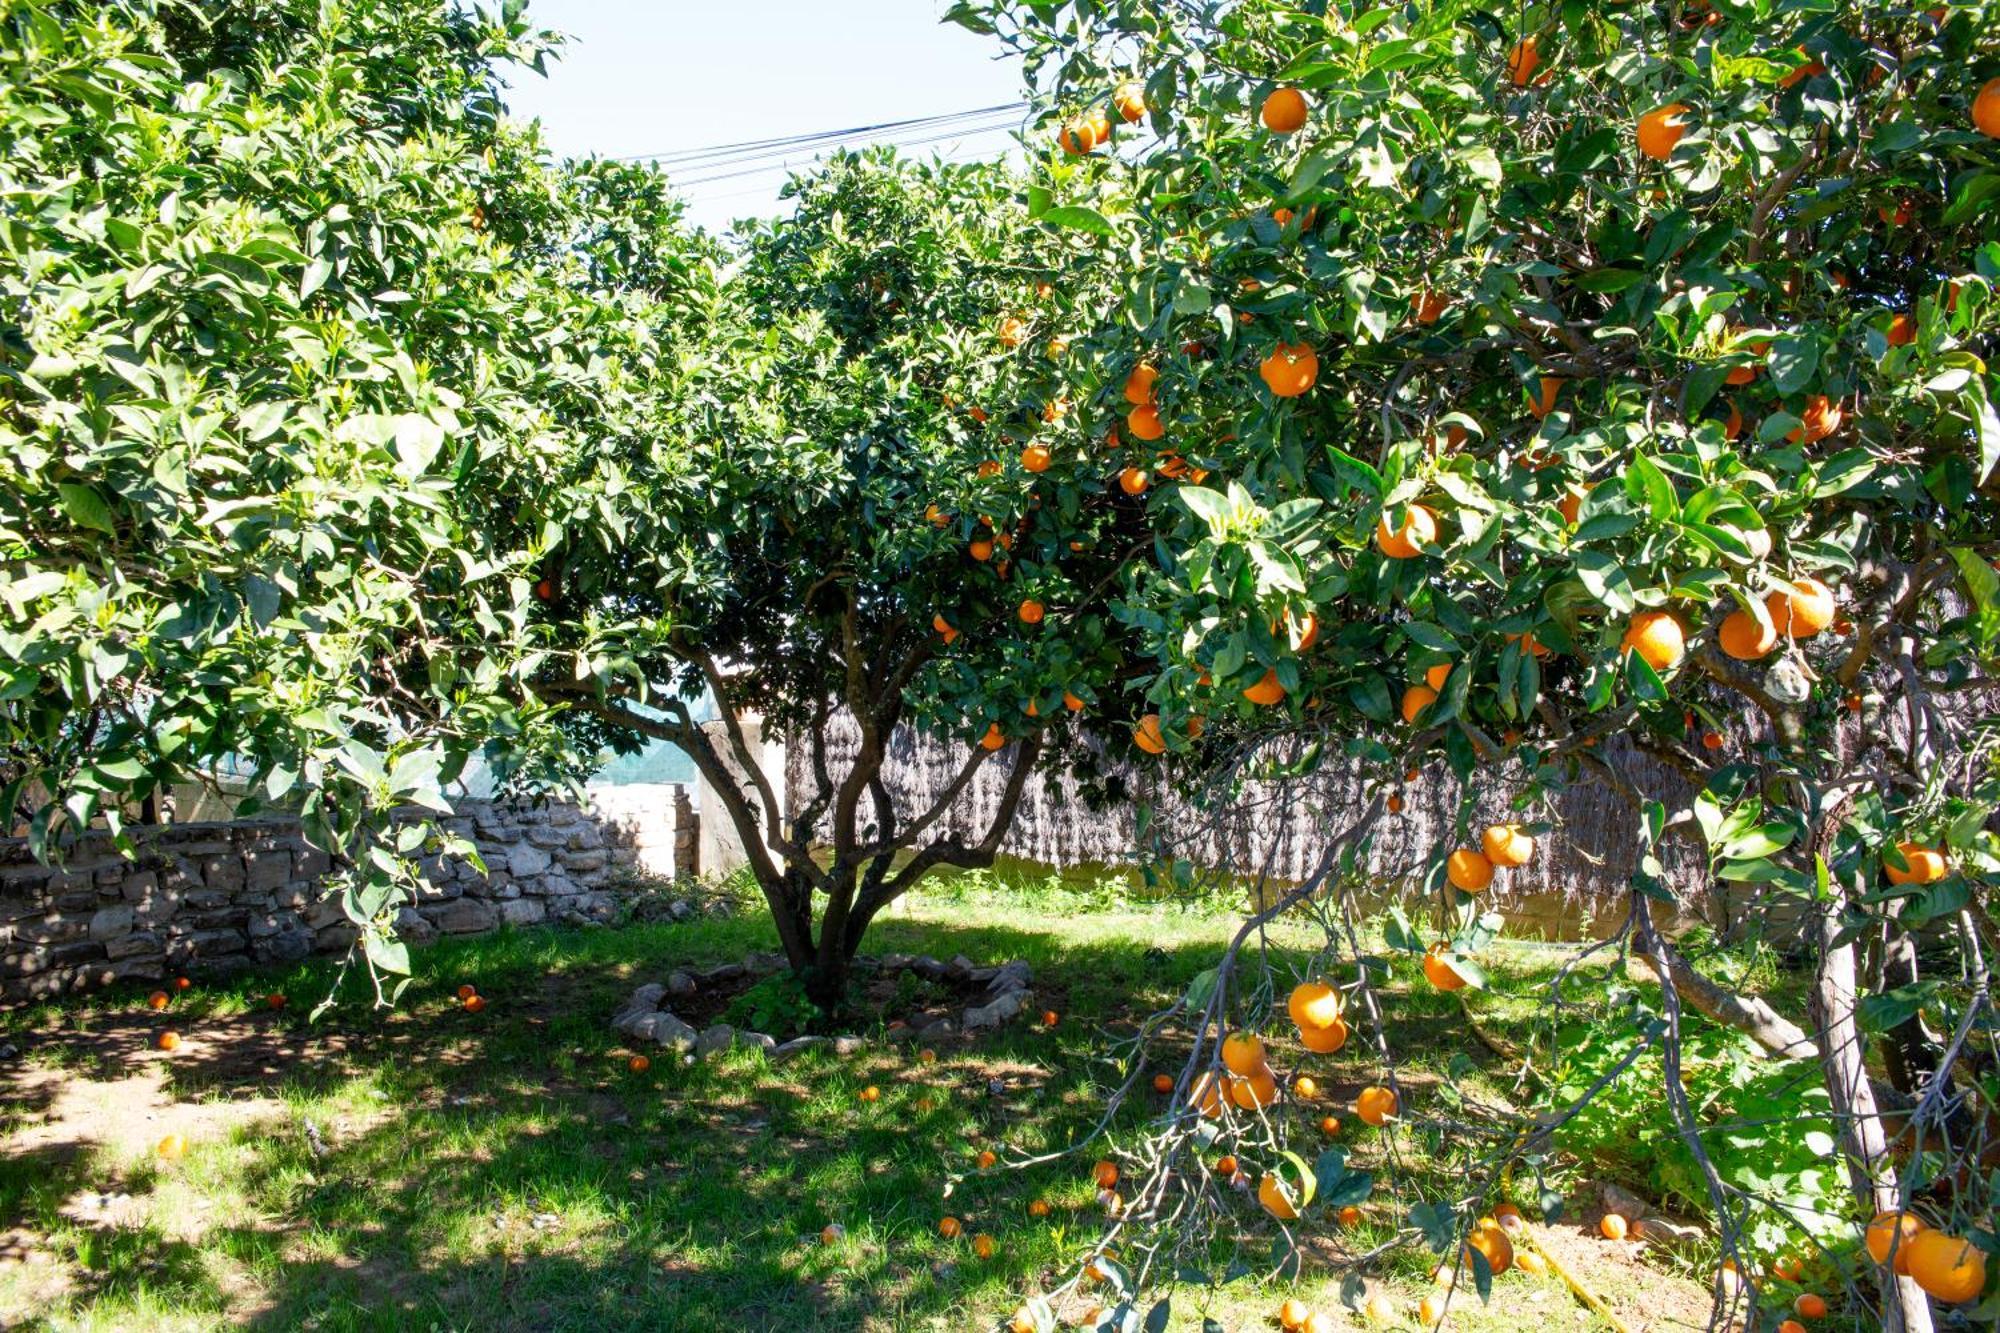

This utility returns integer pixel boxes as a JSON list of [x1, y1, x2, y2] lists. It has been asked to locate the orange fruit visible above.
[[1422, 944, 1465, 992], [1152, 1073, 1173, 1094], [1261, 87, 1310, 134], [157, 1031, 180, 1051], [1599, 1213, 1629, 1240], [1885, 841, 1948, 885], [1243, 668, 1287, 706], [1303, 1311, 1336, 1333], [1410, 288, 1451, 325], [1293, 1075, 1318, 1098], [1718, 609, 1776, 660], [1289, 980, 1344, 1030], [1008, 1309, 1035, 1333], [1124, 363, 1158, 405], [1794, 1293, 1827, 1318], [1221, 1032, 1267, 1076], [969, 539, 993, 562], [1702, 730, 1725, 751], [977, 1149, 998, 1169], [1517, 1249, 1548, 1274], [1362, 1293, 1394, 1323], [1257, 1172, 1301, 1219], [1419, 1293, 1446, 1326], [1114, 80, 1147, 123], [1447, 848, 1494, 892], [999, 315, 1029, 347], [858, 1084, 880, 1102], [1886, 313, 1916, 347], [1977, 78, 2000, 138], [1018, 598, 1045, 625], [1722, 400, 1745, 440], [1482, 823, 1534, 867], [1029, 1198, 1052, 1217], [1779, 49, 1825, 88], [1090, 1159, 1120, 1189], [1424, 662, 1451, 691], [938, 1216, 962, 1238], [1320, 1114, 1340, 1134], [1766, 577, 1835, 638], [1124, 402, 1165, 441], [1287, 611, 1320, 652], [1528, 375, 1561, 419], [1494, 1203, 1523, 1230], [1507, 630, 1550, 658], [1906, 1230, 1986, 1303], [1118, 466, 1151, 497], [972, 1233, 997, 1259], [1355, 1085, 1398, 1125], [1787, 393, 1844, 443], [1189, 1069, 1229, 1117], [1021, 444, 1052, 473], [174, 976, 191, 990], [932, 613, 955, 639], [820, 1222, 845, 1244], [1231, 1068, 1279, 1109], [457, 983, 477, 1000], [1867, 1210, 1931, 1274], [1506, 35, 1542, 86], [1299, 1017, 1349, 1053], [1621, 610, 1685, 672], [1465, 1220, 1514, 1274], [1880, 199, 1913, 227], [1776, 1324, 1804, 1333], [464, 994, 486, 1012], [266, 993, 286, 1009], [628, 1055, 650, 1073], [156, 1133, 187, 1160], [1133, 713, 1167, 755], [1214, 1154, 1237, 1177], [1636, 103, 1691, 160], [1400, 684, 1438, 725], [1259, 342, 1319, 398], [1279, 1298, 1311, 1331], [147, 990, 169, 1010], [1771, 1254, 1805, 1281], [980, 723, 1007, 751], [1376, 503, 1438, 558]]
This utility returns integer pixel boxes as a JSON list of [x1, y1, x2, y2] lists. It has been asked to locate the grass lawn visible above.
[[1, 867, 1730, 1331]]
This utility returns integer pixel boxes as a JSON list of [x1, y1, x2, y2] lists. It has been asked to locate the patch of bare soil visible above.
[[1524, 1198, 1732, 1333]]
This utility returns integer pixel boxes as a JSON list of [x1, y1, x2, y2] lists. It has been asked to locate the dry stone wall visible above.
[[0, 785, 696, 1002]]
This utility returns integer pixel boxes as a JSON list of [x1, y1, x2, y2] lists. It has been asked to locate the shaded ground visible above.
[[1, 870, 1746, 1331]]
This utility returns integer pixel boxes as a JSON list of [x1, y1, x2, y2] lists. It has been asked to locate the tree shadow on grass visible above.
[[6, 912, 1385, 1331]]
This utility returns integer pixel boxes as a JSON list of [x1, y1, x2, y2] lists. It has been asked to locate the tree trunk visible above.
[[1628, 940, 1816, 1059], [1812, 904, 1934, 1333]]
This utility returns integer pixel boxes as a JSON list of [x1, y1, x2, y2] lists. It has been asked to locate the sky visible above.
[[502, 0, 1028, 234]]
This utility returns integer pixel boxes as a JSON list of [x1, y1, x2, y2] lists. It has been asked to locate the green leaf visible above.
[[1041, 206, 1113, 237], [57, 484, 116, 534]]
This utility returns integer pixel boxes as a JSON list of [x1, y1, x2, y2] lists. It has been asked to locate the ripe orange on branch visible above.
[[1289, 979, 1344, 1030], [1621, 610, 1685, 672], [1482, 824, 1534, 867], [1885, 842, 1948, 885], [1259, 342, 1318, 397], [1765, 577, 1834, 638], [1375, 504, 1437, 559], [1447, 848, 1494, 892], [1260, 87, 1309, 133], [1636, 103, 1691, 159]]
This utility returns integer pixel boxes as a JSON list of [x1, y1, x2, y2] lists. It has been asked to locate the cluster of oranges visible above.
[[1865, 1209, 1988, 1306], [456, 982, 486, 1013]]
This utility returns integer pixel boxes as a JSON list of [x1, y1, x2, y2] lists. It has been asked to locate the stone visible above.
[[738, 1031, 777, 1054], [506, 844, 553, 877], [695, 1024, 735, 1058], [105, 931, 162, 961], [831, 1035, 866, 1056], [987, 960, 1033, 995], [947, 954, 976, 980], [560, 851, 607, 874], [393, 908, 439, 948], [424, 898, 498, 935], [668, 900, 696, 923], [878, 953, 913, 971], [200, 855, 246, 893], [87, 905, 134, 941], [910, 955, 949, 980], [499, 899, 546, 927], [744, 952, 785, 975], [252, 925, 313, 964], [243, 847, 292, 891], [117, 870, 158, 903], [771, 1036, 829, 1063], [664, 970, 697, 999], [699, 963, 745, 985], [962, 987, 1028, 1032], [618, 983, 668, 1022], [650, 1014, 697, 1051]]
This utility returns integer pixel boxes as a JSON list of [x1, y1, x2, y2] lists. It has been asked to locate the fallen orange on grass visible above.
[[147, 990, 169, 1011], [1355, 1085, 1398, 1126]]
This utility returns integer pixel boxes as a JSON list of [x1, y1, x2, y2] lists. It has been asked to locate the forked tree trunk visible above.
[[1812, 903, 1934, 1333]]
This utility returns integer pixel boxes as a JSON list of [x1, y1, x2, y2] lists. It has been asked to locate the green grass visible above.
[[0, 866, 1711, 1332]]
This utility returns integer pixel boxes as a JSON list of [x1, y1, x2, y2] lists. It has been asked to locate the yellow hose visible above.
[[1515, 1228, 1631, 1333], [1502, 1158, 1630, 1333]]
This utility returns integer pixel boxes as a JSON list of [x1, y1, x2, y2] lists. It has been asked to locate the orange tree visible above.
[[0, 0, 711, 1002], [953, 0, 2000, 1327], [531, 151, 1167, 1011]]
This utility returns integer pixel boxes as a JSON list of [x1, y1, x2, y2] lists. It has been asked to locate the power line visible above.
[[671, 117, 1021, 190], [618, 101, 1028, 169], [664, 113, 1021, 182]]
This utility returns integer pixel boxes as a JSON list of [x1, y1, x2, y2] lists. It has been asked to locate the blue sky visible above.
[[503, 0, 1027, 233]]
